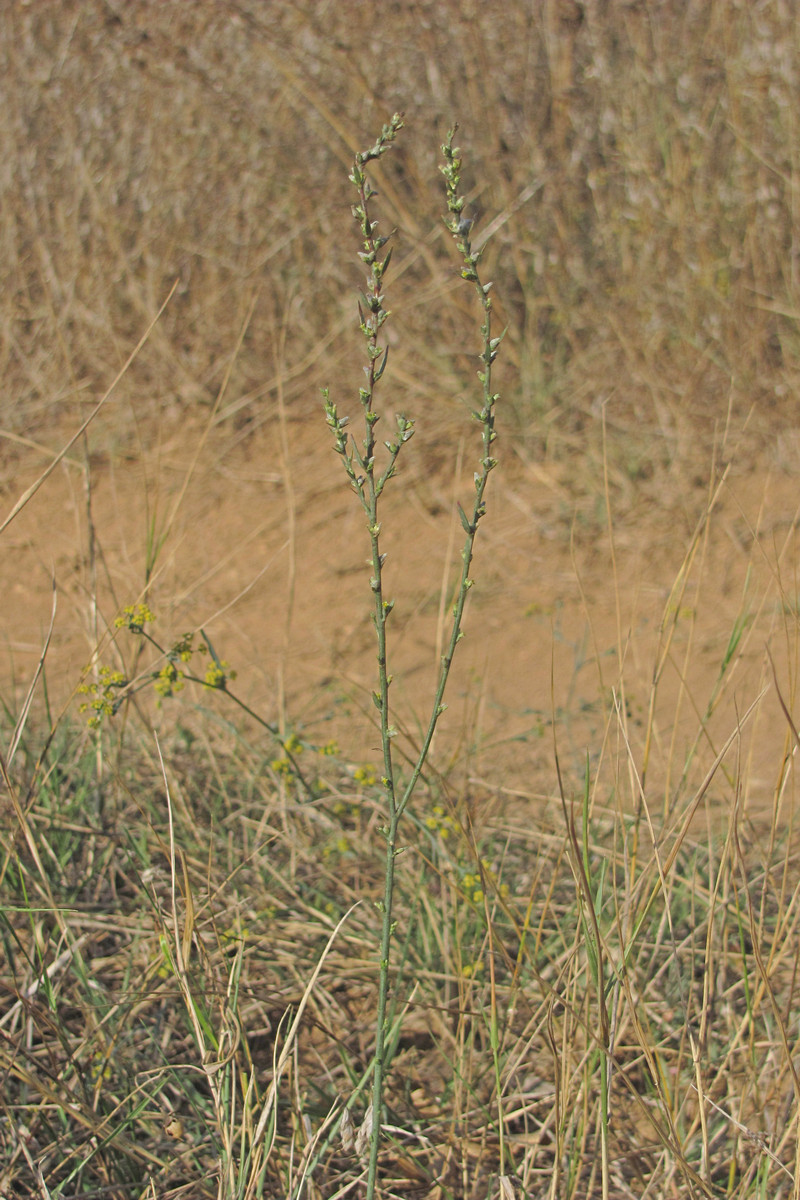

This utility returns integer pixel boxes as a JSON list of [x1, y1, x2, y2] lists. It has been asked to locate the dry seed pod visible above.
[[355, 1106, 374, 1164], [340, 1106, 355, 1154], [163, 1115, 184, 1140]]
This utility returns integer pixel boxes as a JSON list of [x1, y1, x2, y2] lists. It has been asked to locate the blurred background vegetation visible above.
[[3, 0, 798, 472]]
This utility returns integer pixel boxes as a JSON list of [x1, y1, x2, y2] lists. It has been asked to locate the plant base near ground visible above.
[[2, 703, 800, 1199]]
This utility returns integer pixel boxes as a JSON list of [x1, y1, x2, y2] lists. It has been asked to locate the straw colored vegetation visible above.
[[2, 4, 800, 1199]]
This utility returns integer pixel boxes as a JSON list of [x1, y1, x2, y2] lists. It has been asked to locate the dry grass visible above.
[[2, 1, 798, 464], [3, 628, 800, 1199], [3, 2, 800, 1198]]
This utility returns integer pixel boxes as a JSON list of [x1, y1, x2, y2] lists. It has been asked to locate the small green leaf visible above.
[[374, 345, 390, 381]]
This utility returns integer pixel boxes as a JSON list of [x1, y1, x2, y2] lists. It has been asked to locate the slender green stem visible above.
[[394, 128, 500, 819], [325, 118, 501, 1200]]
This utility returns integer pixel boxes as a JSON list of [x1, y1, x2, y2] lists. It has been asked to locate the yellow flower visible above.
[[154, 662, 184, 698], [203, 660, 231, 690], [115, 603, 155, 632], [172, 633, 194, 662]]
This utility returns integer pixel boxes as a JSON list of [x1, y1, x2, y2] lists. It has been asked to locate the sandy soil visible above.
[[3, 396, 798, 817]]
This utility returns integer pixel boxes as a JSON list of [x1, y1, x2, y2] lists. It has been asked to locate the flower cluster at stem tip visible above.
[[203, 659, 233, 690], [79, 607, 237, 727], [77, 665, 127, 729], [115, 603, 155, 633]]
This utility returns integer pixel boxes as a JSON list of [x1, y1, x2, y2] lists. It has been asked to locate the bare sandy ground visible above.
[[3, 399, 797, 817]]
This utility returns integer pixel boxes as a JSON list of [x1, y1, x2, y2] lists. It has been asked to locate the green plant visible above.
[[6, 17, 800, 1189], [77, 604, 323, 797], [323, 114, 502, 1198]]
